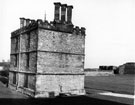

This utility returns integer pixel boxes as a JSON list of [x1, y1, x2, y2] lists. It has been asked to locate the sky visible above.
[[0, 0, 134, 68]]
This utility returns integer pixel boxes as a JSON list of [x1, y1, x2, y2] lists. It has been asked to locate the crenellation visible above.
[[80, 27, 86, 35], [11, 18, 85, 38], [75, 26, 80, 35], [26, 18, 31, 26]]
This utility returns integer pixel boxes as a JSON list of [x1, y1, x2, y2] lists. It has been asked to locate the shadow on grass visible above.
[[0, 95, 129, 105]]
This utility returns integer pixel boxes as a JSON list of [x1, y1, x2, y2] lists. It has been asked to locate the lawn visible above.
[[85, 75, 135, 95]]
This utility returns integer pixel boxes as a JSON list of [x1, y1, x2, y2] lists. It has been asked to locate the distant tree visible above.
[[0, 62, 10, 77], [2, 59, 5, 62]]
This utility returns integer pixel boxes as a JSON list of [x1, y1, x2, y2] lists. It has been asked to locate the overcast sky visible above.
[[0, 0, 134, 68]]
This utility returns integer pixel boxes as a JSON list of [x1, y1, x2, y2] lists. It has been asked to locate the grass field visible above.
[[85, 74, 135, 95], [0, 74, 134, 105]]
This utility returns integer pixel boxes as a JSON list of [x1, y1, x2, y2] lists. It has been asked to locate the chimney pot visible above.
[[20, 17, 25, 28], [54, 2, 61, 22], [26, 19, 30, 26], [67, 5, 73, 24], [61, 4, 67, 23], [37, 19, 43, 24], [31, 19, 35, 24]]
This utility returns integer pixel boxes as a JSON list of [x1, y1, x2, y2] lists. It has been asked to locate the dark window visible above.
[[13, 72, 16, 84], [24, 74, 28, 88], [27, 33, 30, 49], [14, 54, 18, 67], [26, 53, 29, 67], [15, 37, 18, 51]]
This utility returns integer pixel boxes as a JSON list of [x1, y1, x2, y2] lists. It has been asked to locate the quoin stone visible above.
[[9, 2, 86, 98]]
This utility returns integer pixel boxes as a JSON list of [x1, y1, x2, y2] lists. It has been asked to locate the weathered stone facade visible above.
[[9, 2, 86, 97]]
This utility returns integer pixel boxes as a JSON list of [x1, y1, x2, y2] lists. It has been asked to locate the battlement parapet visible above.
[[38, 20, 86, 35], [11, 18, 37, 37], [11, 18, 85, 38]]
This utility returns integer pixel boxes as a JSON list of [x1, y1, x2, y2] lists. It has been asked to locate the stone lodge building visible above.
[[9, 2, 86, 97], [117, 62, 135, 74]]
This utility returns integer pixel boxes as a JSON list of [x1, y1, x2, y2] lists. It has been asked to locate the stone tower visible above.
[[9, 2, 86, 98]]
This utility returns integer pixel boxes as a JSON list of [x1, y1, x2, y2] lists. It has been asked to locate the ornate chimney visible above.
[[67, 5, 73, 24], [54, 2, 61, 22], [61, 4, 67, 23], [20, 17, 25, 28], [26, 19, 30, 26]]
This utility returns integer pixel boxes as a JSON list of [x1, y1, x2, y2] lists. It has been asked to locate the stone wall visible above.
[[19, 53, 28, 71], [11, 38, 16, 54], [29, 52, 37, 73], [37, 52, 84, 73], [28, 74, 36, 90], [16, 29, 38, 93], [11, 37, 20, 54], [35, 28, 85, 97], [10, 54, 19, 71], [18, 73, 25, 88], [30, 30, 38, 51], [20, 30, 37, 52], [9, 29, 38, 93], [35, 75, 85, 97], [8, 72, 18, 90], [38, 29, 85, 54], [19, 52, 37, 73], [20, 33, 29, 52], [18, 73, 35, 90], [9, 72, 14, 84]]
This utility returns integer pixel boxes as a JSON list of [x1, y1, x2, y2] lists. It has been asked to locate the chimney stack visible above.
[[26, 19, 30, 26], [20, 17, 25, 28], [67, 6, 73, 24], [31, 19, 35, 24], [54, 2, 61, 22], [61, 4, 67, 23]]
